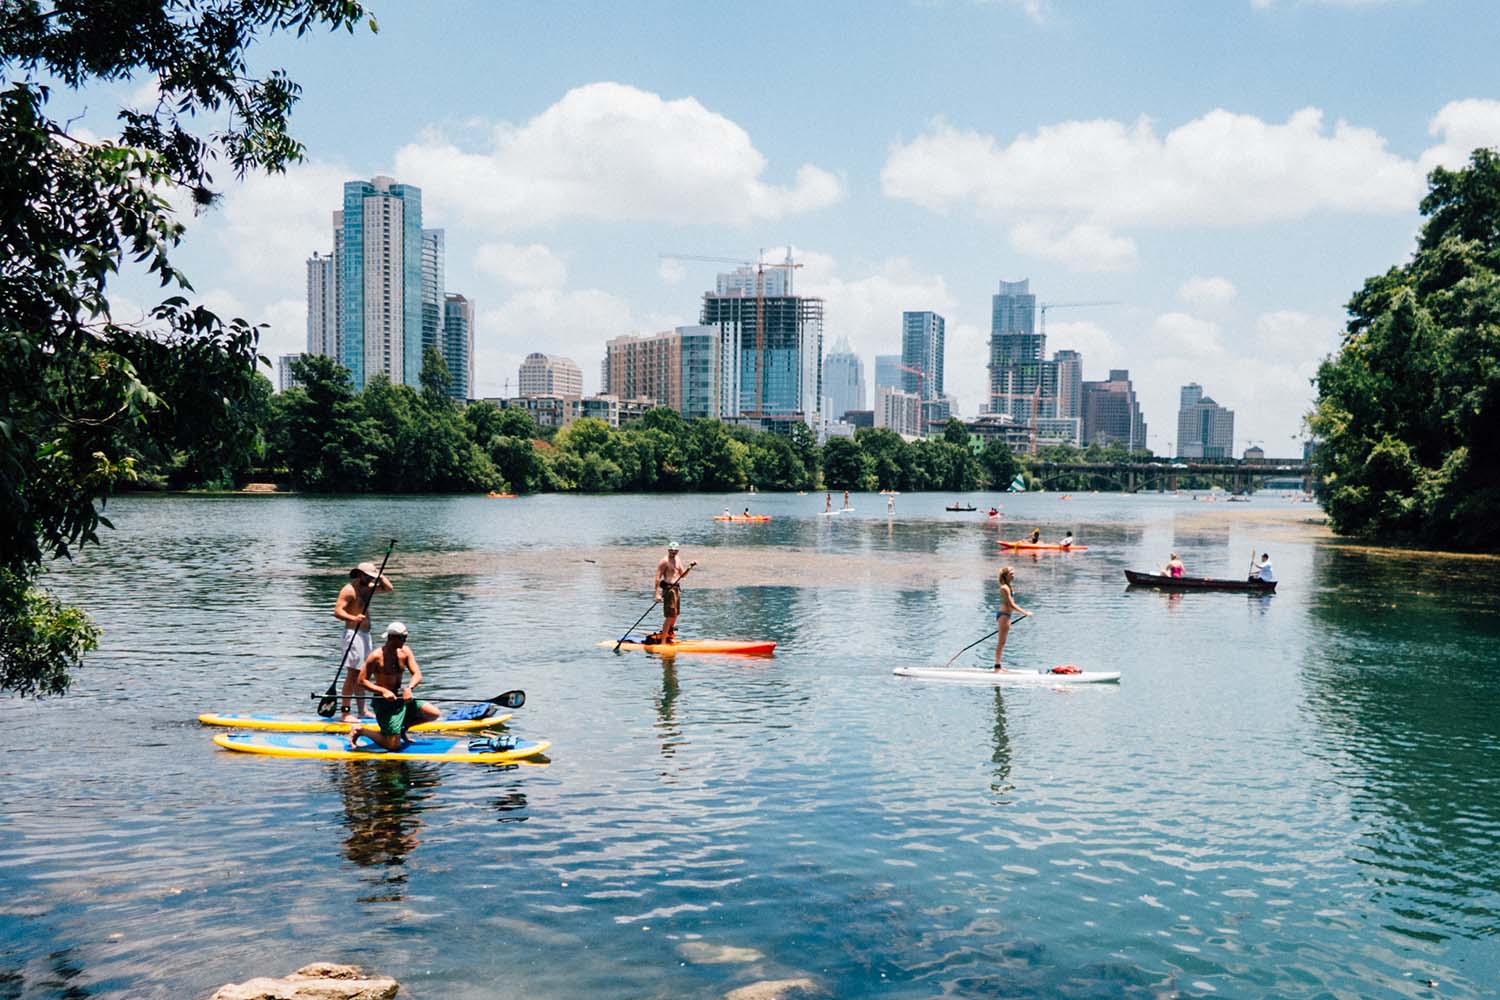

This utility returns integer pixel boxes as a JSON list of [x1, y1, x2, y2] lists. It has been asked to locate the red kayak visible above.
[[600, 638, 777, 655]]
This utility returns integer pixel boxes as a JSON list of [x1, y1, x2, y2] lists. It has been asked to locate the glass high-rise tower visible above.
[[988, 279, 1044, 420], [821, 337, 866, 420], [442, 293, 474, 401], [901, 311, 945, 400], [335, 176, 424, 388]]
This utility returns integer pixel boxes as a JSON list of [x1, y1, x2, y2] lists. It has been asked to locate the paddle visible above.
[[312, 689, 525, 709], [945, 614, 1026, 668], [315, 538, 396, 718], [613, 560, 697, 650]]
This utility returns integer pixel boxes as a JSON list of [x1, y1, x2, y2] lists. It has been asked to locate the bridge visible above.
[[1027, 459, 1311, 494]]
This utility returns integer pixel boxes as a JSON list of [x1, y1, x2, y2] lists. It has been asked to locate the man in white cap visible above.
[[348, 622, 441, 751], [333, 560, 394, 723], [651, 542, 695, 643]]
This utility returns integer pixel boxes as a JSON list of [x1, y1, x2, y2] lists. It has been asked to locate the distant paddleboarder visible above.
[[334, 560, 393, 723], [652, 542, 696, 642], [348, 622, 440, 751], [993, 566, 1032, 671], [825, 493, 832, 513], [842, 489, 850, 511]]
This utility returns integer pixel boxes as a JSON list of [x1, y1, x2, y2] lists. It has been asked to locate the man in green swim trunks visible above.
[[348, 622, 441, 750]]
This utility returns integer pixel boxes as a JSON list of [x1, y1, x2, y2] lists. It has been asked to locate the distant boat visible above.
[[1125, 570, 1276, 593], [1007, 474, 1026, 493], [945, 503, 977, 512]]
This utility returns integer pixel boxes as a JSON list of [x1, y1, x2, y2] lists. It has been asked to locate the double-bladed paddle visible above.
[[613, 560, 696, 650], [944, 614, 1026, 668], [315, 538, 396, 718]]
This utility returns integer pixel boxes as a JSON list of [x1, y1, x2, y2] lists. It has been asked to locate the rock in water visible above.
[[723, 978, 822, 1000], [209, 963, 398, 1000]]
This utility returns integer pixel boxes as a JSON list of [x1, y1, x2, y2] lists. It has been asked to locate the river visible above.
[[1, 491, 1496, 999]]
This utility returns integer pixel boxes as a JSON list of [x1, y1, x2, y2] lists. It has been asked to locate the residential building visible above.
[[277, 353, 306, 392], [442, 294, 474, 401], [921, 397, 953, 435], [305, 252, 336, 358], [497, 394, 575, 430], [900, 311, 945, 401], [571, 394, 657, 428], [335, 176, 424, 388], [1177, 384, 1235, 458], [602, 325, 720, 418], [519, 353, 583, 397], [988, 279, 1043, 420], [1052, 349, 1083, 420], [821, 336, 866, 421], [843, 409, 874, 429], [715, 264, 790, 298], [874, 354, 902, 391], [421, 229, 445, 361], [1082, 369, 1147, 449], [700, 274, 823, 423], [876, 385, 922, 438]]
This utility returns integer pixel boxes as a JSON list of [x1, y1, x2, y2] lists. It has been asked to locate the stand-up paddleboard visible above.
[[601, 638, 776, 655], [197, 711, 511, 734], [893, 666, 1120, 685], [213, 731, 550, 763]]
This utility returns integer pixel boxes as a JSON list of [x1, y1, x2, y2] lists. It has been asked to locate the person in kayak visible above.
[[1252, 553, 1275, 582], [993, 566, 1032, 670], [652, 542, 696, 642], [348, 622, 440, 751], [1059, 532, 1075, 548], [1028, 527, 1042, 544], [743, 507, 751, 517], [1163, 553, 1185, 578], [722, 506, 731, 517], [334, 560, 394, 723]]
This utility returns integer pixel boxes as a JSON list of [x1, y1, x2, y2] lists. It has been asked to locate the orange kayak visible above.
[[998, 540, 1089, 551], [714, 515, 771, 522], [600, 638, 777, 655]]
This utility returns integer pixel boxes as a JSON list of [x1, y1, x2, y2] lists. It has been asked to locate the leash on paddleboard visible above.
[[315, 538, 397, 718], [613, 561, 696, 650], [944, 614, 1026, 668]]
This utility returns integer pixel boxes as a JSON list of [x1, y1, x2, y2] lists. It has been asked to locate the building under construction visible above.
[[700, 266, 824, 424]]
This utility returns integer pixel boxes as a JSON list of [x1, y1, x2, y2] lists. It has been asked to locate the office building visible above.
[[602, 325, 720, 419], [874, 354, 902, 391], [822, 337, 866, 420], [305, 252, 336, 358], [988, 279, 1043, 419], [442, 293, 474, 401], [335, 176, 424, 388], [1052, 349, 1083, 420], [876, 385, 922, 438], [1177, 383, 1235, 458], [1082, 369, 1147, 449], [277, 353, 306, 393], [421, 229, 446, 361], [519, 353, 583, 398], [900, 311, 945, 401], [700, 275, 823, 422]]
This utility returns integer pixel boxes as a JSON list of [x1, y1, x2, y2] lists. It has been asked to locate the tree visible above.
[[979, 440, 1021, 490], [822, 436, 869, 490], [0, 2, 373, 694], [855, 427, 913, 491], [942, 417, 970, 447], [1309, 148, 1500, 549]]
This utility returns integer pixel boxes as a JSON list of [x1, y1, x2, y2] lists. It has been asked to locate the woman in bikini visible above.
[[993, 566, 1032, 671]]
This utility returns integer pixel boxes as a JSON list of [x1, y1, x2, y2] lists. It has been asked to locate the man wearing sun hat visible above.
[[332, 560, 394, 723], [650, 541, 696, 643]]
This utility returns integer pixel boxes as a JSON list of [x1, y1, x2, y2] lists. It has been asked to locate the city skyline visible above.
[[81, 1, 1500, 455]]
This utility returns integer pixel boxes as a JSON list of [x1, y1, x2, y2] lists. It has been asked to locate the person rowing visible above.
[[1059, 532, 1075, 548], [649, 541, 696, 643], [347, 622, 440, 751], [1163, 552, 1185, 578], [334, 560, 394, 723], [743, 507, 751, 517], [993, 566, 1032, 671], [1029, 527, 1042, 544], [1252, 552, 1275, 583]]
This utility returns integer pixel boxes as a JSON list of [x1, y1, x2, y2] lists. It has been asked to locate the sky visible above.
[[89, 0, 1500, 456]]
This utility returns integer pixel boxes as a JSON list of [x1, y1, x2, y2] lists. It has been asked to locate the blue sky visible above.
[[100, 0, 1500, 454]]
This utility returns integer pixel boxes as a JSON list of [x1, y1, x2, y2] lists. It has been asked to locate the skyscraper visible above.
[[519, 353, 583, 397], [335, 176, 424, 388], [988, 279, 1046, 420], [1052, 349, 1083, 420], [900, 311, 945, 401], [1082, 369, 1147, 449], [442, 293, 474, 401], [821, 337, 865, 420], [874, 354, 902, 391], [1176, 383, 1234, 458], [602, 325, 721, 418], [701, 274, 823, 422], [305, 252, 336, 358], [421, 229, 446, 361]]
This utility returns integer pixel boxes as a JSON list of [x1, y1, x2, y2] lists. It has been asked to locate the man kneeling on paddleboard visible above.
[[348, 622, 441, 751]]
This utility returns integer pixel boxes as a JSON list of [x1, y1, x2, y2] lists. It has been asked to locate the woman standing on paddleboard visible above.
[[994, 566, 1032, 671]]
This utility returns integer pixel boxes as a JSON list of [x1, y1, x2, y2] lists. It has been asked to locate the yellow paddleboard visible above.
[[197, 711, 510, 734], [213, 731, 550, 763]]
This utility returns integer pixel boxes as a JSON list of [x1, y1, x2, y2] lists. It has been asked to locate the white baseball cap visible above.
[[384, 621, 409, 639]]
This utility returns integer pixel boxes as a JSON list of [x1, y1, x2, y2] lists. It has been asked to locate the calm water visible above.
[[1, 492, 1497, 999]]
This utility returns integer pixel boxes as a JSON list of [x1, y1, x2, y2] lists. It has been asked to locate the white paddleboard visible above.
[[893, 666, 1120, 685]]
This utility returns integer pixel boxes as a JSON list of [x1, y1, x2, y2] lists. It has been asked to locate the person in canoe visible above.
[[1252, 553, 1275, 583], [348, 622, 440, 751], [1162, 553, 1185, 578], [1059, 532, 1075, 548], [993, 566, 1032, 671], [334, 560, 394, 723], [650, 542, 696, 643], [1028, 527, 1042, 544]]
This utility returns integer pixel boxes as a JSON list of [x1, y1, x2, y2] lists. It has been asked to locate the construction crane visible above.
[[1039, 300, 1120, 336], [659, 249, 802, 416]]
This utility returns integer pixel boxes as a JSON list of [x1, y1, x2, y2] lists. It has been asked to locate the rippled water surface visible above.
[[2, 492, 1498, 999]]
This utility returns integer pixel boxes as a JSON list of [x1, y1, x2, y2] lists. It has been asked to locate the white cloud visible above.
[[1419, 98, 1500, 173], [1177, 275, 1238, 309], [214, 159, 349, 287], [394, 82, 845, 229], [475, 242, 568, 288], [657, 258, 688, 285], [1010, 221, 1138, 271], [1253, 309, 1340, 357], [1047, 319, 1125, 372], [1152, 311, 1225, 359]]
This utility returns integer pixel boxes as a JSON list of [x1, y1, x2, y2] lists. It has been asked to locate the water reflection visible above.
[[990, 688, 1012, 796], [655, 660, 682, 759], [334, 760, 440, 901]]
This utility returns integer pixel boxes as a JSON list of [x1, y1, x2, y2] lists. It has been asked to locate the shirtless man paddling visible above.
[[334, 561, 393, 723], [348, 622, 441, 751], [652, 542, 697, 642]]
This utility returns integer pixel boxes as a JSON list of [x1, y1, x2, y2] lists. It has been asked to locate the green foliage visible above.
[[0, 0, 373, 694], [1310, 148, 1500, 549], [979, 440, 1021, 490], [942, 417, 970, 447], [822, 436, 871, 490]]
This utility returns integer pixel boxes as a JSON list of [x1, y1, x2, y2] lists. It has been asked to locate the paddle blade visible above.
[[315, 687, 338, 718], [495, 689, 525, 709]]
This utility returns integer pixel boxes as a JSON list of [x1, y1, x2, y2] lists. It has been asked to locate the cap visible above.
[[667, 541, 680, 551], [384, 621, 409, 639]]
